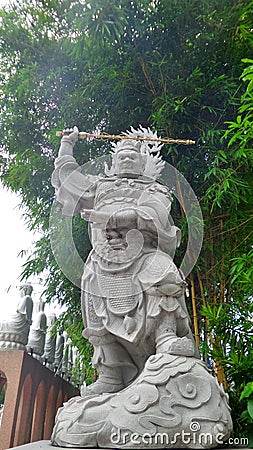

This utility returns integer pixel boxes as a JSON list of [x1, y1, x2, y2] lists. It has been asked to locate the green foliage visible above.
[[198, 55, 253, 442], [0, 385, 6, 405], [240, 382, 253, 402], [0, 0, 252, 432], [231, 249, 253, 290], [239, 382, 253, 448]]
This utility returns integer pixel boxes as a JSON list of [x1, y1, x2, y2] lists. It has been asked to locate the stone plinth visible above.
[[51, 354, 232, 449], [10, 442, 51, 450], [8, 440, 247, 450]]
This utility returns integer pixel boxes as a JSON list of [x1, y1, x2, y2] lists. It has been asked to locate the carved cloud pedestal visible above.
[[52, 354, 232, 449]]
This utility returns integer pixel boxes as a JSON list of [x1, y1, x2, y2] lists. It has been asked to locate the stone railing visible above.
[[0, 284, 85, 386], [0, 351, 79, 449], [0, 285, 83, 449]]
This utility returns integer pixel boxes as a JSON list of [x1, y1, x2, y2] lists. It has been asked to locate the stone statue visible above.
[[27, 299, 47, 361], [0, 404, 4, 426], [54, 333, 64, 373], [0, 284, 33, 351], [51, 127, 232, 448], [61, 332, 71, 379], [43, 313, 57, 369]]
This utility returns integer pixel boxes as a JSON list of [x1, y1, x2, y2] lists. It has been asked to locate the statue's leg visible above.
[[83, 330, 138, 395], [155, 309, 195, 356]]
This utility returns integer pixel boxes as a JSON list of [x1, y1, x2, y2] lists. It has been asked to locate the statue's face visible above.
[[114, 149, 142, 178], [20, 285, 32, 296]]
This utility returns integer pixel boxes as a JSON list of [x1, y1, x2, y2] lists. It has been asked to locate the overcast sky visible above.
[[0, 183, 44, 318], [0, 0, 50, 320], [0, 1, 63, 321]]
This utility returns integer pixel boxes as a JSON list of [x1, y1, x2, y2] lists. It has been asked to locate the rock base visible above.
[[52, 354, 232, 449]]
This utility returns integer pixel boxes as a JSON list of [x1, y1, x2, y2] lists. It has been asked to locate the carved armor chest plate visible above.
[[97, 272, 140, 315]]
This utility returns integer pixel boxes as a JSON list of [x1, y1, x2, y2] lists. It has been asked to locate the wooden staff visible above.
[[56, 131, 195, 145]]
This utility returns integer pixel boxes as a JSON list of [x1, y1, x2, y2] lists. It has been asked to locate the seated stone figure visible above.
[[52, 127, 198, 395], [0, 284, 33, 351], [27, 299, 47, 361]]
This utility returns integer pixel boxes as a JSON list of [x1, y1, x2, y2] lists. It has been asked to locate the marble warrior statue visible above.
[[51, 126, 232, 449], [52, 126, 198, 395]]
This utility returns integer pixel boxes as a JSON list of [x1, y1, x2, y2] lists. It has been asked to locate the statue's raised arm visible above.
[[58, 126, 79, 157], [51, 126, 98, 216]]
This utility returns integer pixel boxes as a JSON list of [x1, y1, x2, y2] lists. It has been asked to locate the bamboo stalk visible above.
[[215, 221, 228, 390], [197, 270, 214, 347], [171, 154, 185, 217], [212, 224, 228, 389], [140, 58, 157, 97], [56, 131, 196, 145], [219, 219, 225, 305], [190, 274, 200, 347], [197, 270, 206, 308], [215, 359, 228, 390]]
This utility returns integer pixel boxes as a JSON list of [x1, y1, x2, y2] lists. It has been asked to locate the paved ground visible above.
[[9, 440, 248, 450]]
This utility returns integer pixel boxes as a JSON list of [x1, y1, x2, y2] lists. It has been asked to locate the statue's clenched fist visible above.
[[62, 126, 79, 146]]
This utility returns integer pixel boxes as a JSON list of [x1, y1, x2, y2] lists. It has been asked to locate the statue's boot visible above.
[[155, 313, 195, 356], [82, 330, 138, 395], [84, 365, 125, 395]]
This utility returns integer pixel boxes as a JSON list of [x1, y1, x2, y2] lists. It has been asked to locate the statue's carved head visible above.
[[19, 283, 33, 297], [112, 140, 146, 178], [104, 127, 165, 180]]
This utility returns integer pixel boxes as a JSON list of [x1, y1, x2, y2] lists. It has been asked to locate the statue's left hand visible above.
[[58, 126, 79, 157], [62, 126, 79, 146]]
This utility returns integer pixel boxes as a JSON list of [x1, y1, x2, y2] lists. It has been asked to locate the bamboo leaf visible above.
[[240, 383, 253, 401], [248, 398, 253, 420]]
